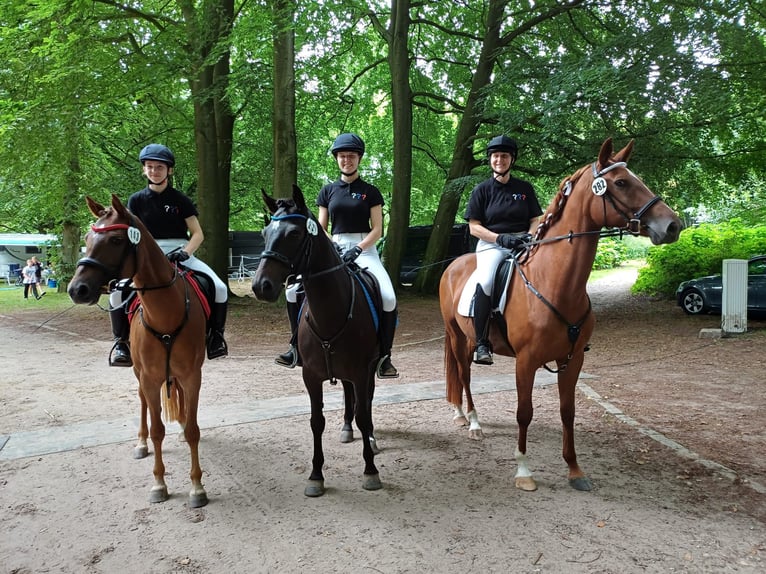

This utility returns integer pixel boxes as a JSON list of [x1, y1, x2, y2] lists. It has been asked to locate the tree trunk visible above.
[[272, 0, 297, 199], [185, 0, 235, 284], [413, 0, 507, 294], [381, 0, 412, 290]]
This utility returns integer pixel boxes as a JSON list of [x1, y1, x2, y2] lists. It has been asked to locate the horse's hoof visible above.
[[468, 429, 484, 440], [133, 445, 149, 459], [340, 429, 354, 443], [515, 476, 538, 491], [362, 473, 382, 491], [369, 437, 381, 455], [304, 480, 326, 497], [189, 492, 209, 508], [149, 485, 169, 503], [569, 476, 593, 491], [453, 416, 468, 427]]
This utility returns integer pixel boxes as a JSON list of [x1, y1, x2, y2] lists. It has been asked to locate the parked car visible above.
[[676, 255, 766, 315]]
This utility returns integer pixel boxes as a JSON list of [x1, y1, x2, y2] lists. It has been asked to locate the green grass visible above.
[[0, 284, 77, 314]]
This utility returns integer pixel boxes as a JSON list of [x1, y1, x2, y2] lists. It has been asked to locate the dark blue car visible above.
[[676, 255, 766, 315]]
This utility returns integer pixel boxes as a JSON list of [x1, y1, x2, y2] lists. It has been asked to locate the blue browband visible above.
[[271, 214, 307, 222]]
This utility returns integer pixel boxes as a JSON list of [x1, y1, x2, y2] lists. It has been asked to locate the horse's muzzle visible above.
[[67, 278, 103, 305]]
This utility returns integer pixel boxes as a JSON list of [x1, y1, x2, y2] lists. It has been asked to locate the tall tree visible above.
[[272, 0, 297, 198], [369, 0, 413, 286]]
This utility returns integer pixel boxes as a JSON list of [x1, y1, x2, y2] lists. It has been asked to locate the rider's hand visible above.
[[496, 234, 522, 249], [342, 246, 363, 263], [167, 250, 190, 263]]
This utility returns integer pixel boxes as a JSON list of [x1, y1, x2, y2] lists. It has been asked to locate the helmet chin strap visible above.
[[148, 176, 168, 186], [340, 169, 358, 177], [492, 167, 511, 179]]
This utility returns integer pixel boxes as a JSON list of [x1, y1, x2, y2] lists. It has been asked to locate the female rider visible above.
[[463, 135, 543, 365], [276, 133, 399, 379], [107, 144, 228, 366]]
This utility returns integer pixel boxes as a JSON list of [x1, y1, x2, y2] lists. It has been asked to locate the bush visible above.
[[633, 220, 766, 297]]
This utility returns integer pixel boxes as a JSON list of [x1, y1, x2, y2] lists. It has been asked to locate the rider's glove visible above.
[[167, 250, 190, 263], [342, 246, 363, 263], [496, 234, 522, 249]]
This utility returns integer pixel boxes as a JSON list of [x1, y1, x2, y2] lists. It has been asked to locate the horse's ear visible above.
[[85, 196, 106, 218], [292, 184, 307, 213], [110, 194, 129, 218], [612, 139, 635, 163], [261, 189, 278, 215], [597, 138, 614, 170]]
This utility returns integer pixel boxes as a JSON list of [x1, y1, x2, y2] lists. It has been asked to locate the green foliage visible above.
[[0, 0, 765, 263], [593, 238, 628, 270], [633, 220, 766, 297]]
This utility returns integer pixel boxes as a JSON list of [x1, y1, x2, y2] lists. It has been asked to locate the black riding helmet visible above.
[[139, 144, 176, 167], [486, 135, 518, 161], [331, 133, 365, 157]]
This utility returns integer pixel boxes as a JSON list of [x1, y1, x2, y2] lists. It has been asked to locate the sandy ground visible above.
[[0, 267, 764, 573]]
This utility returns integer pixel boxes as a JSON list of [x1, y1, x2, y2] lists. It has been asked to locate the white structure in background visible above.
[[721, 259, 747, 334]]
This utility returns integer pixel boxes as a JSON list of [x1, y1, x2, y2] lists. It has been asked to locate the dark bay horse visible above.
[[440, 138, 682, 492], [68, 195, 209, 507], [252, 184, 382, 497]]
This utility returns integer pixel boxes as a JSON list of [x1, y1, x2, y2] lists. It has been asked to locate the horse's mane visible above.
[[534, 163, 591, 241]]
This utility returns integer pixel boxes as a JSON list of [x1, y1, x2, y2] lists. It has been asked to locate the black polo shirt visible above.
[[316, 178, 384, 234], [127, 186, 198, 239], [464, 176, 542, 233]]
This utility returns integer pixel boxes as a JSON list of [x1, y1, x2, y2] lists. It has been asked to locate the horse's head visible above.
[[68, 194, 138, 305], [252, 184, 321, 302], [574, 138, 682, 245]]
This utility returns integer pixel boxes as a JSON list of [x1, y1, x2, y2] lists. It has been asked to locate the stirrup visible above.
[[275, 345, 299, 368], [376, 355, 399, 379], [473, 345, 493, 365], [109, 341, 133, 367]]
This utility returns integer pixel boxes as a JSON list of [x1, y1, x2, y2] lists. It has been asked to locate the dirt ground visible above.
[[0, 266, 764, 573]]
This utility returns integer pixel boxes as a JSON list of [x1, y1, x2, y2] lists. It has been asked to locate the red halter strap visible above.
[[91, 223, 130, 233]]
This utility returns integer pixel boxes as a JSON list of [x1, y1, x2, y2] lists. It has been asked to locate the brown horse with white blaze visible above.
[[68, 194, 209, 507], [439, 138, 682, 491]]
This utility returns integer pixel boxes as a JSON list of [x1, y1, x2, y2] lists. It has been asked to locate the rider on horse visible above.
[[463, 135, 543, 365], [276, 133, 400, 379], [107, 144, 229, 366]]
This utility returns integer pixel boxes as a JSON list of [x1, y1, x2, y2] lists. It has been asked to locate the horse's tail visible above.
[[444, 326, 463, 406], [161, 380, 181, 423]]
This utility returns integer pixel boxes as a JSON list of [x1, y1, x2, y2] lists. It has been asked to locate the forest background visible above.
[[0, 0, 764, 294]]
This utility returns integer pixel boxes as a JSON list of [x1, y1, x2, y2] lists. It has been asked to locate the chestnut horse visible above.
[[68, 195, 208, 507], [252, 185, 382, 497], [440, 138, 682, 491]]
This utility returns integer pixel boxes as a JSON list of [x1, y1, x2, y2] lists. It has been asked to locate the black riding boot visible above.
[[207, 302, 228, 359], [275, 300, 302, 368], [109, 307, 132, 367], [377, 309, 399, 378], [472, 285, 493, 365]]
